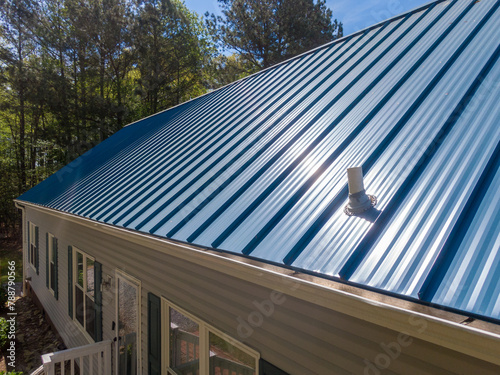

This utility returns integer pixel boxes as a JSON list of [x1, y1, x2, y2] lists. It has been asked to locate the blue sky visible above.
[[184, 0, 430, 36]]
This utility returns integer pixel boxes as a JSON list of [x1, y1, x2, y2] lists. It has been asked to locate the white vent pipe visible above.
[[345, 167, 376, 215], [347, 167, 365, 194]]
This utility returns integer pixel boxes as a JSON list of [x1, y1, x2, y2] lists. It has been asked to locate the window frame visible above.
[[47, 233, 56, 295], [73, 247, 96, 343], [28, 222, 37, 271], [161, 297, 259, 375]]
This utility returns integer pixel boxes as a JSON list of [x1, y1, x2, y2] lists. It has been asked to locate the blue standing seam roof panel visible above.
[[18, 0, 500, 323]]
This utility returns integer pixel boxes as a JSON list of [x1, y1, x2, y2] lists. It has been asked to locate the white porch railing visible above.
[[41, 339, 112, 375]]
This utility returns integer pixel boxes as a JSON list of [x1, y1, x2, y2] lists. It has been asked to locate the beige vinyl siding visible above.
[[24, 211, 91, 349], [25, 207, 500, 375]]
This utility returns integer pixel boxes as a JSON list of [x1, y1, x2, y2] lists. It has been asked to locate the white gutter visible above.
[[17, 200, 500, 366]]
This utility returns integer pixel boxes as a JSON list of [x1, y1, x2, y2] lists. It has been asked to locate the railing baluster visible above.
[[104, 345, 110, 375], [103, 348, 106, 375], [41, 340, 113, 375], [90, 352, 94, 375], [102, 349, 105, 375]]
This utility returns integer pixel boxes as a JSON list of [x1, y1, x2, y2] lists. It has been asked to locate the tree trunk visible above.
[[17, 24, 26, 194]]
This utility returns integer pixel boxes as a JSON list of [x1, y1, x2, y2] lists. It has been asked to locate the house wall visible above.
[[24, 207, 500, 375]]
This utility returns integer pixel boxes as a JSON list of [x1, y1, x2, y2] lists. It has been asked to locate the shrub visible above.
[[0, 372, 24, 375], [0, 285, 8, 310], [0, 317, 9, 349]]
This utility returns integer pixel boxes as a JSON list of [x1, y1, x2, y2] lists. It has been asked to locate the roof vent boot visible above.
[[345, 167, 376, 216]]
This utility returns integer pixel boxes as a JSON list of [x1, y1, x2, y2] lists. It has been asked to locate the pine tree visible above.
[[206, 0, 343, 69]]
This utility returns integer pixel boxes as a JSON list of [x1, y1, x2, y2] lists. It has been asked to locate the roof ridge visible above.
[[124, 0, 445, 129]]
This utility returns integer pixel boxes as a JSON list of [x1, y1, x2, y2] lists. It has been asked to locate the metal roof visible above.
[[18, 0, 500, 322]]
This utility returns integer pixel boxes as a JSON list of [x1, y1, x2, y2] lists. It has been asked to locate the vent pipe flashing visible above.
[[345, 167, 376, 216]]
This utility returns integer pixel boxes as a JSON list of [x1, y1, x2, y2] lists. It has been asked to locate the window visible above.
[[47, 233, 58, 296], [209, 331, 257, 375], [74, 248, 96, 340], [28, 222, 38, 270], [162, 299, 259, 375], [169, 308, 200, 373]]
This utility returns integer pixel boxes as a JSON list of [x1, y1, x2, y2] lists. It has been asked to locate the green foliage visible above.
[[133, 0, 215, 114], [0, 285, 8, 310], [1, 247, 23, 284], [0, 126, 20, 235], [0, 372, 24, 375], [206, 0, 343, 68], [0, 0, 216, 235], [0, 317, 9, 348], [206, 54, 259, 89]]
